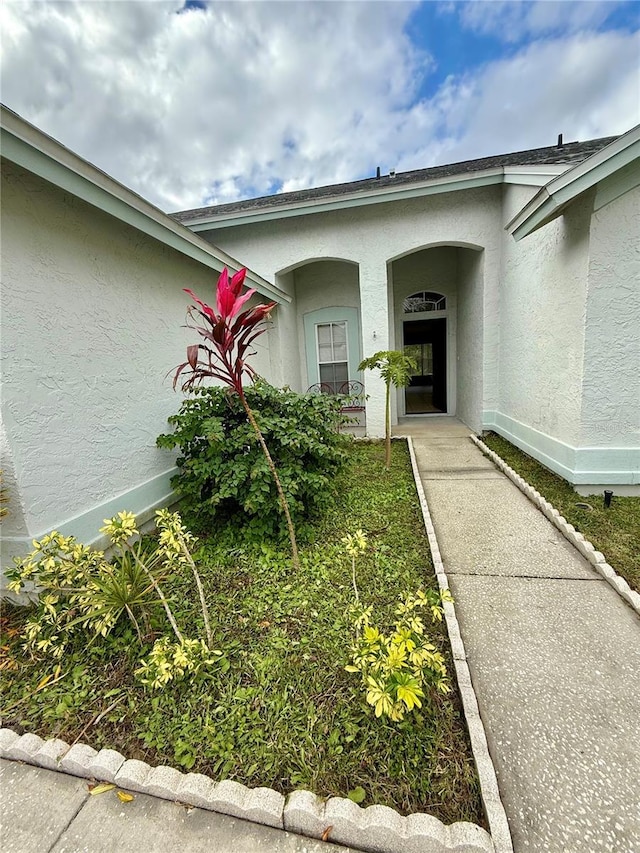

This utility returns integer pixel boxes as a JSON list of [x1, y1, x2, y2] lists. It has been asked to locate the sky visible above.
[[1, 0, 639, 212]]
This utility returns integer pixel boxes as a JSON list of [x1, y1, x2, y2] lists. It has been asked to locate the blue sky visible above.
[[1, 1, 638, 210], [409, 1, 639, 98]]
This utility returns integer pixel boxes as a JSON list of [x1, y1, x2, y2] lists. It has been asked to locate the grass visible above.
[[482, 432, 640, 594], [0, 441, 484, 826]]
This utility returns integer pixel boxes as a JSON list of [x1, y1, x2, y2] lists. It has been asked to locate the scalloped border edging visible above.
[[0, 728, 493, 853], [470, 435, 640, 617], [404, 436, 514, 853]]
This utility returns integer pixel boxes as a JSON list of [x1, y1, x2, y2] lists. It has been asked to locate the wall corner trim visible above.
[[1, 467, 180, 585], [481, 411, 640, 486]]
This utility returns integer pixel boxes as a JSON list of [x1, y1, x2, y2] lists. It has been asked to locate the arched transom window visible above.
[[403, 291, 446, 313]]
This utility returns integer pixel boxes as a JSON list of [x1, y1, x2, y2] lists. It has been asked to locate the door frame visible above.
[[402, 316, 449, 415], [395, 306, 456, 417]]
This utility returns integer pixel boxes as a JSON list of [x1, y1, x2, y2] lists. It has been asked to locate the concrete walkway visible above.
[[395, 417, 640, 853], [0, 760, 353, 853]]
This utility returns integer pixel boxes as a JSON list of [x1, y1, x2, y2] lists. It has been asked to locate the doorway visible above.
[[403, 318, 447, 414]]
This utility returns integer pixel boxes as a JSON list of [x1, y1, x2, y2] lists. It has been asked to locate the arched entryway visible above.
[[274, 258, 362, 394], [388, 244, 484, 428]]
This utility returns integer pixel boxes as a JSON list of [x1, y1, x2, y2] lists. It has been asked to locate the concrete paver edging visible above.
[[0, 727, 493, 851], [0, 727, 493, 852], [470, 435, 640, 617], [405, 436, 514, 853]]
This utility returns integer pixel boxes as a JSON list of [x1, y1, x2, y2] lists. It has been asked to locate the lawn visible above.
[[0, 441, 483, 825], [482, 432, 640, 594]]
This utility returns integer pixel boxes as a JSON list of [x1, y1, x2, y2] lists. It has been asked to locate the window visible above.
[[316, 322, 348, 392], [403, 291, 446, 313], [404, 343, 433, 377]]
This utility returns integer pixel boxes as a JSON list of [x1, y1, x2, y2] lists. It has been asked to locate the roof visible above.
[[173, 136, 617, 227], [507, 125, 640, 240], [0, 104, 289, 304]]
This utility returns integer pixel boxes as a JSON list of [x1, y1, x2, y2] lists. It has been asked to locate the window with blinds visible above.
[[316, 321, 348, 392]]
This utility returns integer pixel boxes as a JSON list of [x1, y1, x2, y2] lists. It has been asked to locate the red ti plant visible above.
[[173, 267, 300, 570]]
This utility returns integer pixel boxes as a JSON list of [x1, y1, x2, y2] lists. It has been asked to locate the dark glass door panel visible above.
[[403, 319, 446, 414]]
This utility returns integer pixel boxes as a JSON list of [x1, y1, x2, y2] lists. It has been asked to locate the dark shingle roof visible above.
[[172, 136, 618, 223]]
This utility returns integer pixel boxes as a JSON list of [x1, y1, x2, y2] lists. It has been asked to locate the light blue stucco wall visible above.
[[487, 179, 640, 491], [580, 184, 640, 449]]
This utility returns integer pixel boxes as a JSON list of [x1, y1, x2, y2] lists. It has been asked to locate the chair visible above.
[[306, 381, 366, 433], [306, 383, 335, 395], [337, 380, 366, 413]]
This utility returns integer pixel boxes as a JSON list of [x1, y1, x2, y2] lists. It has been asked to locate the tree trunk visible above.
[[240, 394, 301, 572], [134, 557, 184, 643], [385, 380, 391, 470]]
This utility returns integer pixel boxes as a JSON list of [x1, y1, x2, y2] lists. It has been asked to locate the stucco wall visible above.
[[267, 271, 299, 390], [457, 250, 484, 433], [0, 417, 28, 539], [0, 161, 275, 564], [203, 185, 503, 434], [581, 184, 640, 447], [497, 184, 592, 447]]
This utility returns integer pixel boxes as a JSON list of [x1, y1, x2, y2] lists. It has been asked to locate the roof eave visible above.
[[0, 105, 289, 304], [181, 165, 561, 231], [507, 126, 640, 242]]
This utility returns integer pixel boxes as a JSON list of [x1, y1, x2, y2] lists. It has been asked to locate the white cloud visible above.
[[1, 1, 428, 209], [0, 1, 638, 213], [394, 29, 640, 172], [450, 0, 627, 43]]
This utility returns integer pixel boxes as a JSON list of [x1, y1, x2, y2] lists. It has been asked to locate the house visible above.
[[173, 127, 640, 496], [0, 104, 286, 581], [1, 104, 638, 583]]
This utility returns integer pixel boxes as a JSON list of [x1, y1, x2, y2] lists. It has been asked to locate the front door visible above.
[[403, 318, 447, 414]]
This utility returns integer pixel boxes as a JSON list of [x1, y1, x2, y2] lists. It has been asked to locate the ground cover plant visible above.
[[0, 441, 483, 825], [483, 432, 640, 594]]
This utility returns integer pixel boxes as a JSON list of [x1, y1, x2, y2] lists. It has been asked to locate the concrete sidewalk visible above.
[[0, 760, 353, 853], [397, 417, 640, 853]]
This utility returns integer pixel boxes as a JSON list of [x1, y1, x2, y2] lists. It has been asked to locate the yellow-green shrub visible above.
[[7, 510, 224, 688], [346, 589, 452, 722]]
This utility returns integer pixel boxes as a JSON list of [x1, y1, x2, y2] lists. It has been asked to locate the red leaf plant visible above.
[[173, 267, 300, 570]]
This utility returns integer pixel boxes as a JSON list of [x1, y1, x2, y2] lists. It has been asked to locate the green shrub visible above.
[[157, 382, 351, 540]]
